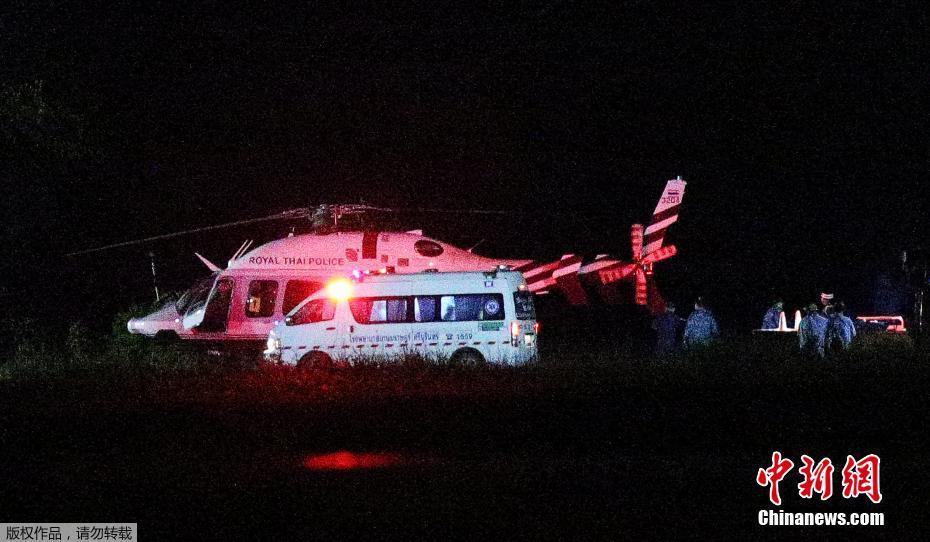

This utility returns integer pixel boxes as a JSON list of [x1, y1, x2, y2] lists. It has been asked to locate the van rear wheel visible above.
[[297, 351, 333, 370], [450, 348, 486, 368]]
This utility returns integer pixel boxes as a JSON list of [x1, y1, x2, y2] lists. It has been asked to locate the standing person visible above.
[[683, 298, 719, 348], [652, 302, 685, 356], [799, 303, 829, 359], [825, 301, 857, 356], [820, 292, 835, 316], [762, 300, 784, 330]]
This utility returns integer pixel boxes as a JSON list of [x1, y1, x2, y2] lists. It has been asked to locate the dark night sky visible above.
[[2, 1, 928, 328]]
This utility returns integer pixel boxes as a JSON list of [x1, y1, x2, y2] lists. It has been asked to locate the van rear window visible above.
[[513, 291, 536, 319]]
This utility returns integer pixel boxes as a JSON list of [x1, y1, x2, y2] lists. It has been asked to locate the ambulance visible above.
[[264, 269, 539, 367]]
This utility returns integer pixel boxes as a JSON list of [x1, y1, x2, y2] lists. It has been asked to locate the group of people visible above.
[[652, 297, 719, 355], [650, 292, 860, 358], [763, 293, 858, 359]]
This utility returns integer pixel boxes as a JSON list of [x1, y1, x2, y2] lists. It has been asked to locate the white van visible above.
[[264, 270, 539, 367]]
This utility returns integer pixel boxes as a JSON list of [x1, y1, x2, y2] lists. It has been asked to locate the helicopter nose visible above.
[[127, 318, 142, 334]]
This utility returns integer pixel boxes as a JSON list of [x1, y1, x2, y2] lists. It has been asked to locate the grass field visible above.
[[1, 324, 927, 539]]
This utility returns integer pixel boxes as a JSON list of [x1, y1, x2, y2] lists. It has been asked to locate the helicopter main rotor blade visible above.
[[66, 208, 312, 257]]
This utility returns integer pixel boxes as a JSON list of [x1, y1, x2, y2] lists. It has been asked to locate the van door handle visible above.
[[325, 326, 336, 331]]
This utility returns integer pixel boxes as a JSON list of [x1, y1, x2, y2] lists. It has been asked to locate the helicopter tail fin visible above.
[[195, 252, 222, 272], [643, 177, 686, 255]]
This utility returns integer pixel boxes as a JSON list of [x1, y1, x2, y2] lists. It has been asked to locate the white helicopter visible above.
[[73, 178, 686, 347]]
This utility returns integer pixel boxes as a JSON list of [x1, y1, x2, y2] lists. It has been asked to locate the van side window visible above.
[[283, 280, 323, 315], [440, 294, 505, 322], [245, 280, 278, 318], [288, 298, 335, 325], [350, 297, 409, 325], [414, 296, 437, 322], [346, 293, 505, 324]]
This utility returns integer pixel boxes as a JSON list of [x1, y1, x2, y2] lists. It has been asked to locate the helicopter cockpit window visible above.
[[245, 280, 278, 318], [414, 240, 444, 258], [176, 274, 217, 316]]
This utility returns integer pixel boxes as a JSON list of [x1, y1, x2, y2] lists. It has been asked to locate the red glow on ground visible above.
[[303, 451, 402, 471]]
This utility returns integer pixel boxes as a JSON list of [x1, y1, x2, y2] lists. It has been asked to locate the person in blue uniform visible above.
[[799, 303, 829, 359], [653, 302, 685, 356], [683, 298, 719, 348], [825, 301, 857, 356], [762, 300, 784, 330]]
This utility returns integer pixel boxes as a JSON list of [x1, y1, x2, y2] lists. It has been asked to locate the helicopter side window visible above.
[[283, 280, 324, 315], [245, 280, 279, 318]]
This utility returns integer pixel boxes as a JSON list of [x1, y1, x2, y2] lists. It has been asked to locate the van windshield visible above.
[[288, 298, 336, 326], [513, 291, 536, 320]]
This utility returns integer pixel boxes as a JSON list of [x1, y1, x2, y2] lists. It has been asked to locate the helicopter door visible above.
[[198, 277, 235, 333], [223, 278, 280, 338]]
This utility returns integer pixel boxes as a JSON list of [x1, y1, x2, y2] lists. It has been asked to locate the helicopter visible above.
[[71, 178, 686, 347]]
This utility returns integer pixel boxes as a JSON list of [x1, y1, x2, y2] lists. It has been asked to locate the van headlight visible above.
[[266, 335, 281, 352], [264, 334, 282, 360]]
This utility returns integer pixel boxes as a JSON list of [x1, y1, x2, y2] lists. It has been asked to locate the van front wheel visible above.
[[297, 351, 333, 370], [450, 348, 486, 368]]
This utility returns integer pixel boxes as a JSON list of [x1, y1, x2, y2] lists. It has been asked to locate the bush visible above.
[[66, 322, 95, 366], [103, 304, 207, 372], [0, 305, 210, 381], [852, 332, 915, 360], [0, 316, 66, 378]]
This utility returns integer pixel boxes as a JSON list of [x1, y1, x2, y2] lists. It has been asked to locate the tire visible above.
[[450, 348, 486, 368], [297, 351, 334, 370]]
